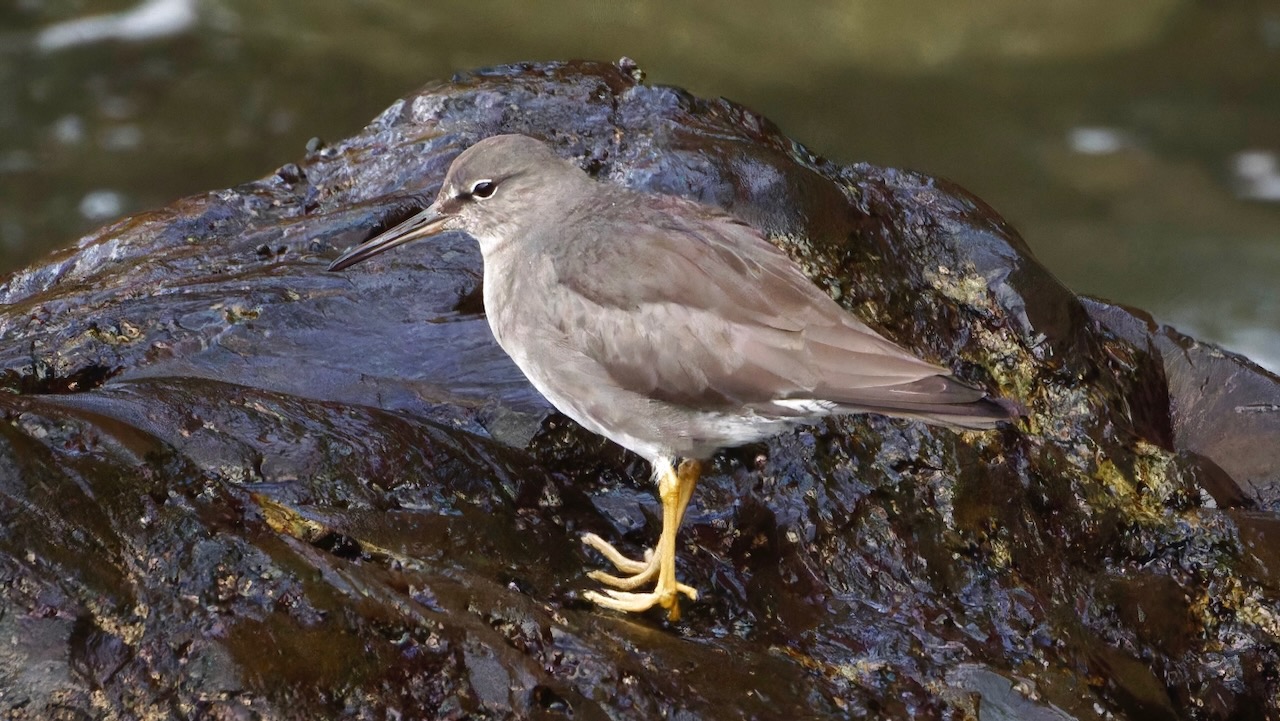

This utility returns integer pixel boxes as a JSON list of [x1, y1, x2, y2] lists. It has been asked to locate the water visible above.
[[1, 0, 1277, 371]]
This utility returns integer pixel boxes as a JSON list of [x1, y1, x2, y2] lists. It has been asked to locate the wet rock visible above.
[[1, 59, 1277, 719]]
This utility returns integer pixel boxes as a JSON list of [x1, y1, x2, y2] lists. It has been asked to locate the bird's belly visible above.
[[491, 317, 799, 459], [481, 262, 802, 461]]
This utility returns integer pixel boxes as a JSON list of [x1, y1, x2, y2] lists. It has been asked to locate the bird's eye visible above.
[[470, 180, 496, 199]]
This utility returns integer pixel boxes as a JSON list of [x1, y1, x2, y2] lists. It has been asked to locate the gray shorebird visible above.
[[329, 134, 1011, 620]]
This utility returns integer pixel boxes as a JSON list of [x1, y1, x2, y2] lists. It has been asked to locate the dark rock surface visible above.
[[1, 58, 1278, 719]]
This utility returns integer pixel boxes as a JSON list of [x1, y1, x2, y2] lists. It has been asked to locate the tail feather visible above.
[[811, 373, 1020, 430], [837, 395, 1014, 430]]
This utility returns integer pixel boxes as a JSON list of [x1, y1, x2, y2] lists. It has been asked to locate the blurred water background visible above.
[[1, 0, 1277, 371]]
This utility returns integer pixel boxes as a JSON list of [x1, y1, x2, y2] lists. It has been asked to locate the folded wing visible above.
[[550, 192, 1009, 429]]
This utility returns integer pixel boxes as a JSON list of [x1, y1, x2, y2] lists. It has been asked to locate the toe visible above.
[[581, 532, 653, 574], [588, 566, 658, 590], [583, 589, 659, 614]]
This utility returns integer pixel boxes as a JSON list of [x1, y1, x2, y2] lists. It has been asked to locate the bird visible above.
[[328, 134, 1013, 621]]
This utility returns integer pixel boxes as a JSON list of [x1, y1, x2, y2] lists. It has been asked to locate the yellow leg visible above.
[[582, 458, 702, 620]]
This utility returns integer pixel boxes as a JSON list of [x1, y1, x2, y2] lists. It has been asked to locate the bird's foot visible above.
[[581, 536, 697, 619], [579, 459, 703, 621], [582, 532, 697, 595]]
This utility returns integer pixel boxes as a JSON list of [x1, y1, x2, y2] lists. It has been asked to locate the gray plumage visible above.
[[332, 134, 1005, 464], [329, 134, 1011, 618]]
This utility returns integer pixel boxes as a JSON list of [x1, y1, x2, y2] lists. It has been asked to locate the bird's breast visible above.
[[481, 251, 557, 356]]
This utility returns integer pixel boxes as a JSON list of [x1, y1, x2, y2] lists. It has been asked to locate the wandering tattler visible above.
[[328, 134, 1012, 620]]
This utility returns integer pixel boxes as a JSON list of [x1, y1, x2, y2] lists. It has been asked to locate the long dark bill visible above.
[[327, 203, 449, 271]]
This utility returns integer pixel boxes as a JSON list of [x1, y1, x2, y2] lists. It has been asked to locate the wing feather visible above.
[[547, 190, 1002, 424]]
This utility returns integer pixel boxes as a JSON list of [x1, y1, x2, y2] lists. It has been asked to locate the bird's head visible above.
[[328, 134, 581, 270]]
